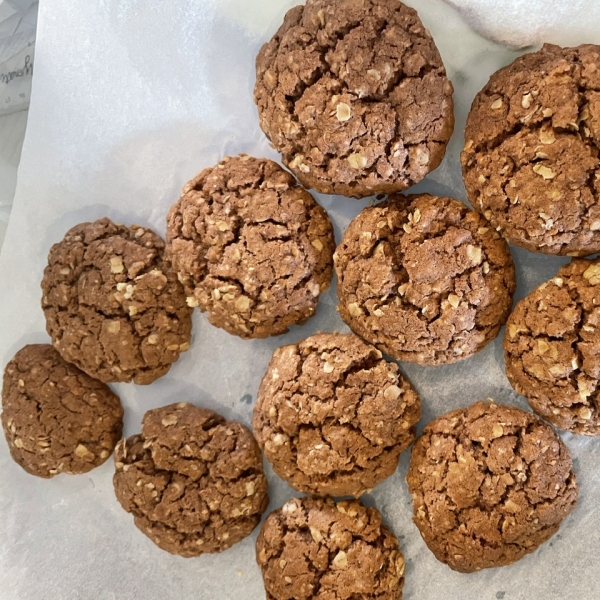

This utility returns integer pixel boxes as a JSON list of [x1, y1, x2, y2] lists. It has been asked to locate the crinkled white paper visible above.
[[443, 0, 600, 49], [1, 1, 600, 599]]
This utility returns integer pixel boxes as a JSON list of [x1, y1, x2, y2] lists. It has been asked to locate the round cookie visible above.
[[462, 43, 600, 256], [505, 258, 600, 435], [1, 344, 123, 478], [334, 193, 516, 365], [406, 401, 578, 573], [41, 218, 192, 385], [254, 0, 454, 198], [166, 155, 335, 339], [253, 333, 420, 497], [256, 496, 405, 600], [113, 402, 269, 557]]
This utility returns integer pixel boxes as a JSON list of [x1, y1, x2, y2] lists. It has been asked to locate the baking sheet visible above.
[[1, 1, 600, 599]]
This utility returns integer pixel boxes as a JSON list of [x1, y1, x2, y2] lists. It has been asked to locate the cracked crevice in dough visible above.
[[504, 258, 600, 435], [41, 218, 192, 385], [462, 43, 600, 256], [253, 332, 420, 497], [256, 496, 405, 600], [406, 401, 578, 573], [166, 154, 335, 339], [1, 344, 123, 478], [113, 402, 269, 557], [254, 0, 454, 198], [334, 193, 516, 365]]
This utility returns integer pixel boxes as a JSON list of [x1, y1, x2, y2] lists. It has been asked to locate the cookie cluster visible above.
[[5, 0, 600, 597]]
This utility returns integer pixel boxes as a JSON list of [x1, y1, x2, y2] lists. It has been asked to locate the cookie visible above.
[[334, 193, 516, 365], [253, 332, 420, 497], [1, 344, 123, 478], [504, 259, 600, 434], [166, 155, 335, 339], [254, 0, 454, 198], [256, 496, 405, 600], [406, 401, 578, 572], [113, 402, 269, 557], [41, 218, 192, 385], [462, 43, 600, 256]]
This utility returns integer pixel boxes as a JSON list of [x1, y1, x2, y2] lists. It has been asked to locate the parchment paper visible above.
[[1, 1, 600, 599]]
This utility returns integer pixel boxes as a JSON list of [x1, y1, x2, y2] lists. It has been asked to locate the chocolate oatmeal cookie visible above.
[[407, 401, 578, 572], [253, 333, 420, 497], [166, 155, 335, 339], [462, 44, 600, 255], [1, 344, 123, 478], [505, 258, 600, 435], [113, 402, 269, 557], [41, 218, 192, 385], [256, 496, 405, 600], [254, 0, 454, 198], [334, 194, 516, 365]]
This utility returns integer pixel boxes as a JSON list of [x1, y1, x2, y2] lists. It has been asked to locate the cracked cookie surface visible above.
[[505, 258, 600, 435], [334, 194, 516, 365], [113, 402, 269, 557], [256, 496, 405, 600], [166, 155, 335, 339], [462, 44, 600, 256], [1, 344, 123, 478], [254, 0, 454, 198], [253, 333, 420, 497], [41, 218, 192, 385], [406, 401, 578, 572]]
